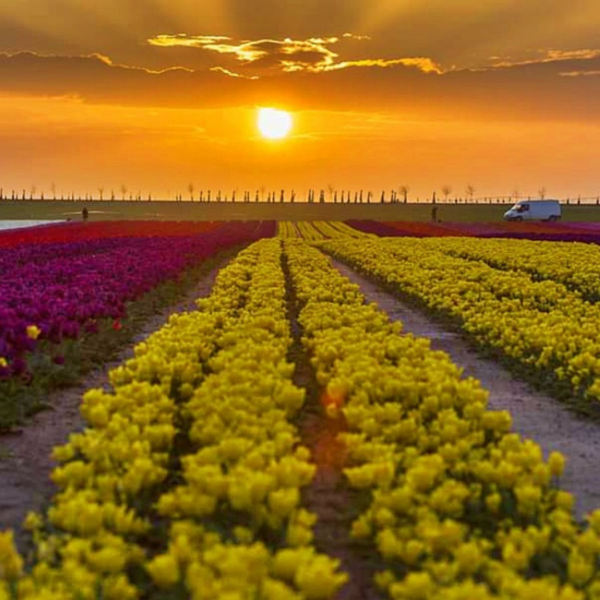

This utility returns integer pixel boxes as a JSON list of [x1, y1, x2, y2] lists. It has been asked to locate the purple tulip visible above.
[[0, 221, 275, 382]]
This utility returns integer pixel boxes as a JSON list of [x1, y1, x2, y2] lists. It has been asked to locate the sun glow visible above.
[[257, 108, 293, 140]]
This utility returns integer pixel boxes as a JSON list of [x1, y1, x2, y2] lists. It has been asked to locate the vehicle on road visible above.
[[504, 199, 561, 222]]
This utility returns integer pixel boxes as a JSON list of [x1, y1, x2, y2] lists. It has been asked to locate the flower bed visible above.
[[320, 237, 600, 407], [427, 237, 600, 301], [0, 221, 223, 249], [347, 220, 600, 244], [277, 221, 373, 241], [0, 239, 346, 599], [0, 222, 274, 425], [284, 239, 600, 598]]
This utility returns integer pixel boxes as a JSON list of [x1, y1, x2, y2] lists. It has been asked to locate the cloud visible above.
[[146, 33, 439, 75], [342, 33, 371, 41], [148, 34, 342, 73], [149, 34, 232, 48], [326, 57, 442, 74], [560, 70, 600, 77], [1, 49, 600, 122], [546, 49, 600, 61], [490, 48, 600, 69], [210, 66, 259, 80]]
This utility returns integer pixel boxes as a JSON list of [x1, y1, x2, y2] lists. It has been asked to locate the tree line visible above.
[[1, 184, 598, 205]]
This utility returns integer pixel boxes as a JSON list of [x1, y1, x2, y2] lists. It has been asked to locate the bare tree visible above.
[[441, 185, 452, 203], [50, 182, 57, 201], [399, 185, 409, 204], [511, 187, 520, 201], [466, 184, 475, 202], [188, 183, 195, 201], [538, 186, 547, 199], [30, 185, 37, 200], [98, 187, 104, 201], [327, 183, 335, 201], [120, 184, 127, 201]]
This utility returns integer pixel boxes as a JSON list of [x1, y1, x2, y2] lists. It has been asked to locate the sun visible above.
[[257, 108, 293, 140]]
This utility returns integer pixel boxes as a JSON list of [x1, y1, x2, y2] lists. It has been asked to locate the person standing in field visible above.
[[82, 207, 89, 221], [431, 205, 438, 222]]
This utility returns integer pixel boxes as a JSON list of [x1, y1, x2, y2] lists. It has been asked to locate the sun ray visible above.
[[151, 0, 234, 37], [357, 0, 414, 34]]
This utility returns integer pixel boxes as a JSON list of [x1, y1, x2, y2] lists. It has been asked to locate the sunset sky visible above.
[[1, 1, 600, 200]]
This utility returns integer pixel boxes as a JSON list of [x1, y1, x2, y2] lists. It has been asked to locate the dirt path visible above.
[[301, 406, 384, 600], [332, 259, 600, 521], [0, 258, 228, 546]]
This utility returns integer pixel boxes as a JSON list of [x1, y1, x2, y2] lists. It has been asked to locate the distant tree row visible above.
[[0, 185, 151, 202], [0, 183, 471, 204], [1, 184, 599, 205]]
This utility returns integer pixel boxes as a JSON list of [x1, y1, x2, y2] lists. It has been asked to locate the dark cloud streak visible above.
[[0, 51, 599, 122]]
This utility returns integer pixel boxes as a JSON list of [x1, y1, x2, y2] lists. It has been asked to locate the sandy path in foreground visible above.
[[0, 258, 228, 547], [332, 259, 600, 521]]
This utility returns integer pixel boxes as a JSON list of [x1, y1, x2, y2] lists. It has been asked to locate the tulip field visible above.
[[2, 219, 600, 599], [0, 221, 273, 423], [347, 219, 600, 244], [318, 235, 600, 408]]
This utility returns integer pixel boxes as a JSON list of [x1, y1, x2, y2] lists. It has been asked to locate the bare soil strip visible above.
[[0, 257, 230, 547], [332, 258, 600, 521]]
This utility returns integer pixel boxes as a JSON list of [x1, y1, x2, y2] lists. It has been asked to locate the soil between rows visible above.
[[0, 256, 231, 550], [282, 248, 385, 600], [331, 258, 600, 521]]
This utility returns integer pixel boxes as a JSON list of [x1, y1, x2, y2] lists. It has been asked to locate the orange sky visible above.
[[0, 1, 599, 200]]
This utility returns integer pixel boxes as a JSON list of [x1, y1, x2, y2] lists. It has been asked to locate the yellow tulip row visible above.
[[320, 237, 600, 403], [277, 221, 371, 241], [294, 222, 327, 241], [428, 237, 600, 301], [276, 221, 300, 238], [283, 238, 600, 599], [145, 239, 347, 600], [0, 243, 259, 599], [307, 222, 371, 240], [0, 240, 346, 599], [330, 222, 371, 238]]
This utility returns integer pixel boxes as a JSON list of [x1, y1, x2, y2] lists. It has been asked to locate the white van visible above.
[[503, 199, 561, 222]]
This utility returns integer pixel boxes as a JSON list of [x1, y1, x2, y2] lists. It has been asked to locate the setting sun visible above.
[[257, 108, 293, 140]]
